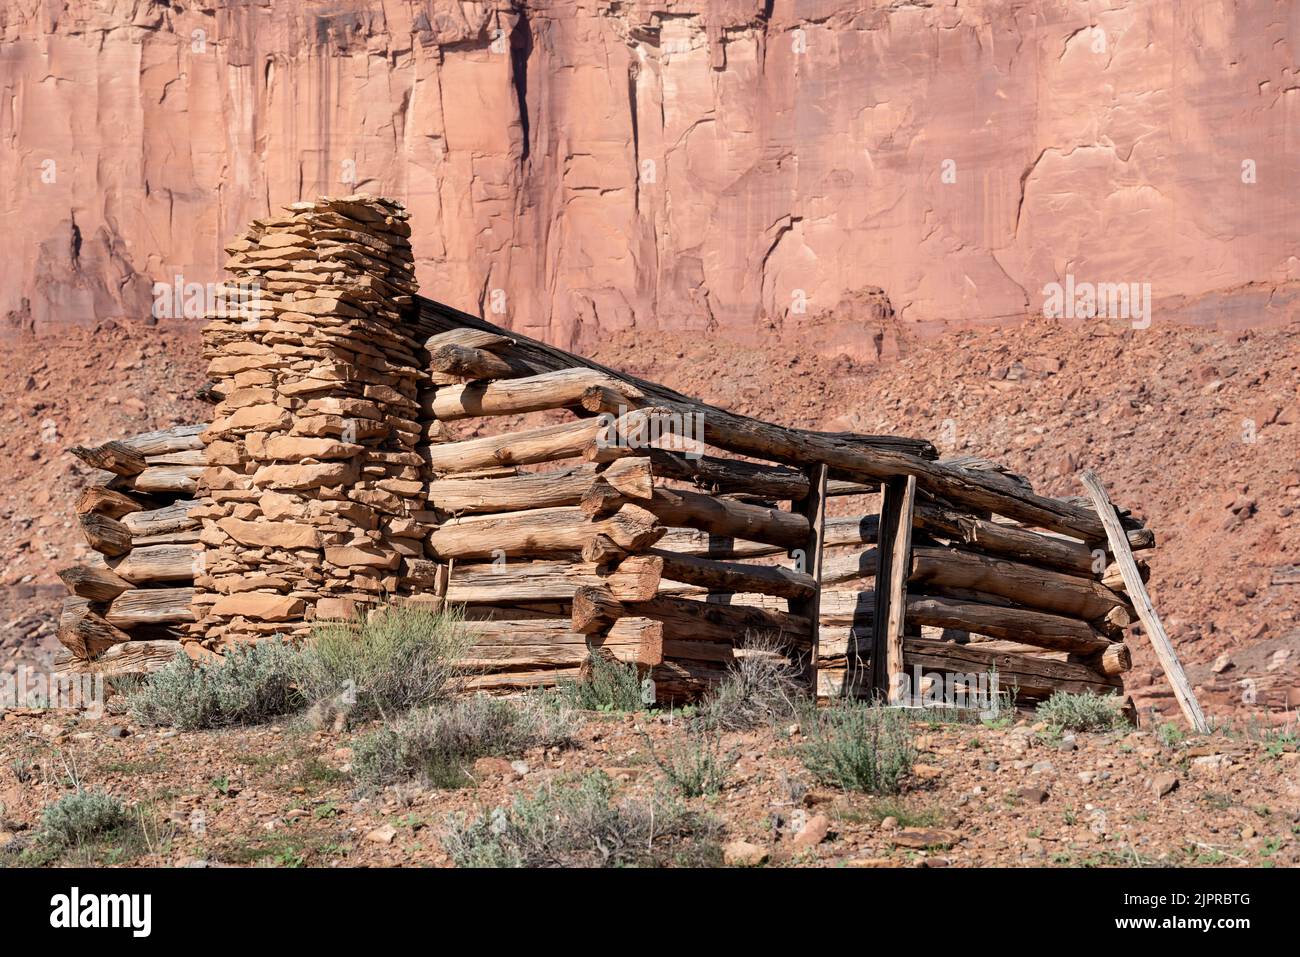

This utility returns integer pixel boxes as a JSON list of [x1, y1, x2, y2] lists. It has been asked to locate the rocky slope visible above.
[[3, 0, 1298, 350]]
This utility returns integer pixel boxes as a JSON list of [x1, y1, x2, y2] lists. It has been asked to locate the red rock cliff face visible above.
[[2, 1, 1297, 354]]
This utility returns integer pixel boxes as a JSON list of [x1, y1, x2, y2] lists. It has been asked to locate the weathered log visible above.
[[119, 424, 206, 455], [579, 478, 626, 518], [427, 505, 664, 560], [144, 449, 205, 467], [76, 486, 143, 519], [54, 640, 183, 677], [58, 564, 134, 602], [902, 638, 1121, 699], [581, 534, 627, 565], [458, 616, 662, 668], [443, 556, 662, 603], [423, 328, 516, 352], [909, 546, 1130, 623], [572, 585, 624, 635], [131, 465, 205, 495], [79, 514, 133, 557], [628, 595, 811, 647], [108, 544, 201, 584], [904, 594, 1112, 655], [426, 417, 605, 473], [429, 367, 639, 420], [121, 499, 199, 537], [872, 475, 917, 700], [1080, 470, 1206, 732], [105, 587, 197, 627], [651, 549, 816, 600], [648, 448, 810, 500], [648, 659, 731, 703], [428, 342, 535, 381], [58, 598, 131, 659], [69, 441, 146, 476], [820, 548, 880, 584], [641, 486, 810, 549], [429, 464, 599, 513], [582, 408, 692, 463], [461, 666, 582, 691]]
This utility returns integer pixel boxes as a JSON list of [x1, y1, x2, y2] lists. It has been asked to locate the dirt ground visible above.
[[1, 702, 1297, 868]]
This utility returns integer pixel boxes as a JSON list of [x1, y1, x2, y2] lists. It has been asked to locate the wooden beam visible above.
[[69, 440, 146, 476], [58, 564, 134, 602], [427, 505, 664, 560], [79, 513, 132, 557], [648, 448, 810, 500], [442, 556, 662, 603], [904, 594, 1112, 656], [1079, 470, 1207, 732], [428, 367, 639, 420], [641, 486, 810, 549], [788, 464, 828, 691], [651, 549, 816, 600]]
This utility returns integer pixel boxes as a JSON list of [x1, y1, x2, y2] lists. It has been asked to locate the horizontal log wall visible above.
[[57, 425, 206, 673]]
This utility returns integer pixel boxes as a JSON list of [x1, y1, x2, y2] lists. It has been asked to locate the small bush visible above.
[[644, 729, 738, 797], [296, 604, 471, 721], [558, 653, 645, 713], [126, 640, 302, 730], [352, 693, 576, 788], [442, 772, 722, 868], [700, 635, 805, 730], [798, 701, 915, 795], [1037, 691, 1129, 733], [39, 790, 130, 847]]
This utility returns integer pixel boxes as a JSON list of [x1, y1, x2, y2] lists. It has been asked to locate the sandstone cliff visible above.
[[2, 0, 1297, 354]]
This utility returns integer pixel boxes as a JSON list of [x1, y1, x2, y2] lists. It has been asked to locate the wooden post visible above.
[[788, 464, 828, 692], [1079, 470, 1209, 733], [871, 475, 916, 701]]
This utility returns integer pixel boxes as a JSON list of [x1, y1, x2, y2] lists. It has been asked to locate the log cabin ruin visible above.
[[55, 195, 1195, 719]]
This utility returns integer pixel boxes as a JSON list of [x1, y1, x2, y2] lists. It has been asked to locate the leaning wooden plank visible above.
[[641, 486, 810, 549], [902, 638, 1122, 699], [54, 640, 184, 677], [105, 587, 197, 627], [69, 440, 146, 476], [651, 548, 816, 600], [58, 564, 134, 602], [79, 513, 132, 557], [429, 368, 640, 420], [427, 505, 664, 560], [108, 544, 201, 584], [76, 486, 143, 519], [1079, 470, 1207, 732], [904, 594, 1112, 656], [909, 545, 1130, 624]]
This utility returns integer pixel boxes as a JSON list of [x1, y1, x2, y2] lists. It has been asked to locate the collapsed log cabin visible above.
[[55, 194, 1184, 715]]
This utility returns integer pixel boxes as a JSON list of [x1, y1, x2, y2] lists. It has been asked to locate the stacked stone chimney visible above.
[[189, 195, 426, 647]]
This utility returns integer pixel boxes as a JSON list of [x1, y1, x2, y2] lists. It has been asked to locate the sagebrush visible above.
[[558, 653, 645, 713], [352, 693, 576, 788], [1037, 691, 1129, 733], [643, 728, 738, 797], [296, 604, 471, 721], [442, 772, 722, 868], [39, 790, 130, 847], [126, 639, 302, 730], [700, 634, 805, 730], [798, 701, 915, 794]]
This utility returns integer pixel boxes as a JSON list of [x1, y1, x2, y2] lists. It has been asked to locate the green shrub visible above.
[[644, 729, 738, 797], [558, 653, 646, 713], [798, 701, 915, 794], [700, 635, 805, 730], [442, 772, 722, 868], [126, 639, 302, 730], [39, 790, 130, 847], [1037, 691, 1129, 733], [352, 693, 576, 788], [296, 604, 471, 721]]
